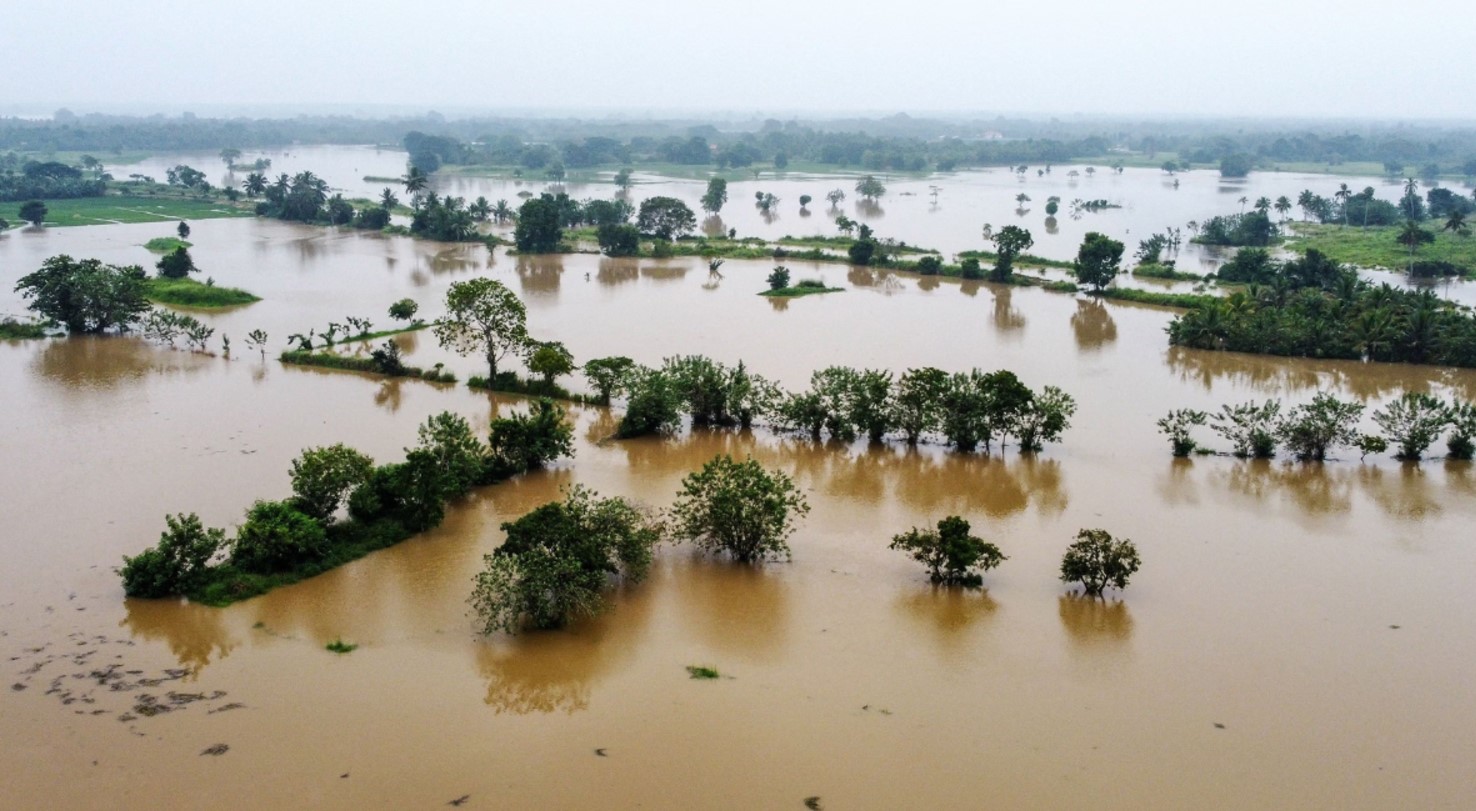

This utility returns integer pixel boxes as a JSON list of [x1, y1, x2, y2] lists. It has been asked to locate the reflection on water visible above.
[[673, 559, 791, 662], [992, 286, 1026, 336], [32, 336, 204, 391], [701, 215, 726, 238], [855, 199, 885, 219], [597, 256, 639, 286], [515, 254, 563, 297], [1071, 298, 1117, 351], [1058, 594, 1134, 648], [121, 599, 238, 675], [896, 586, 998, 661], [1357, 463, 1442, 521], [374, 379, 403, 413], [475, 575, 654, 715], [641, 263, 689, 282], [1162, 345, 1467, 401]]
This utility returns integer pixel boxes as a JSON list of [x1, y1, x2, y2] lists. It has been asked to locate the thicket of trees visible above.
[[122, 404, 574, 602], [14, 255, 151, 333], [1158, 391, 1476, 461], [1, 160, 106, 201], [1170, 251, 1476, 367]]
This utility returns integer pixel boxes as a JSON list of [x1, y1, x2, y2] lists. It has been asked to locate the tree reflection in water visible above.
[[1058, 593, 1134, 649], [121, 599, 239, 676], [1071, 298, 1116, 351]]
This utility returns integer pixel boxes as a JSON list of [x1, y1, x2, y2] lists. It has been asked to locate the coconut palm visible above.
[[1254, 196, 1271, 214], [1397, 219, 1435, 273], [1334, 183, 1352, 227], [470, 196, 492, 222], [1238, 196, 1248, 213], [380, 187, 399, 211], [243, 172, 267, 198], [1444, 210, 1470, 237], [402, 166, 429, 195], [1274, 196, 1292, 223], [492, 199, 513, 224]]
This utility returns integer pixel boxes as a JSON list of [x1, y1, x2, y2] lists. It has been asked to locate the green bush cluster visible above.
[[121, 404, 574, 604]]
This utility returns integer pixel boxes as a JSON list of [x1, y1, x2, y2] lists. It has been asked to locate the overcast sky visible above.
[[3, 0, 1470, 120]]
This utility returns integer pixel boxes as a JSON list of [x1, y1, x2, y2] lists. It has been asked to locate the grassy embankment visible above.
[[762, 281, 844, 298], [279, 349, 457, 383], [1285, 222, 1476, 276], [143, 236, 192, 252], [21, 194, 254, 227], [146, 278, 259, 308], [0, 319, 51, 339]]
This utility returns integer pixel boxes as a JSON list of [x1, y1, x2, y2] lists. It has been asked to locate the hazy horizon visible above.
[[3, 0, 1471, 121]]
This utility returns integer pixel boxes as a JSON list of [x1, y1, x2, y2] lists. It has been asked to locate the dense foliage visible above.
[[14, 255, 151, 334], [889, 516, 1006, 587], [669, 455, 810, 564], [1059, 529, 1141, 597]]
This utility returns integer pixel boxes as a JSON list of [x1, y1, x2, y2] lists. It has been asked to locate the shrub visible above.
[[916, 255, 942, 275], [486, 398, 575, 479], [289, 444, 375, 522], [959, 257, 983, 280], [889, 516, 1006, 587], [154, 246, 198, 279], [583, 356, 636, 404], [1276, 393, 1364, 461], [1373, 392, 1450, 460], [597, 223, 641, 257], [1210, 400, 1281, 458], [468, 485, 662, 634], [370, 340, 406, 375], [120, 513, 226, 598], [617, 369, 683, 438], [1447, 402, 1476, 460], [669, 455, 809, 564], [1355, 434, 1388, 459], [229, 500, 329, 574], [1012, 386, 1076, 453], [795, 278, 827, 289], [388, 298, 418, 322], [1059, 529, 1141, 597], [767, 266, 791, 290], [1157, 409, 1207, 457]]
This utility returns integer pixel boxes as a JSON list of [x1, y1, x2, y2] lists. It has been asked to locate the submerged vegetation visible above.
[[145, 277, 259, 308], [121, 405, 575, 605]]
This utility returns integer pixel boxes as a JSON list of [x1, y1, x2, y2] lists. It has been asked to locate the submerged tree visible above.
[[1059, 528, 1141, 597], [1372, 392, 1450, 460], [468, 485, 662, 634], [1073, 232, 1125, 292], [989, 225, 1033, 282], [700, 177, 728, 215], [889, 515, 1006, 587], [15, 255, 151, 334], [1275, 393, 1364, 461], [433, 278, 528, 379], [1156, 409, 1207, 457], [289, 445, 375, 522], [669, 455, 809, 564], [1210, 400, 1281, 458]]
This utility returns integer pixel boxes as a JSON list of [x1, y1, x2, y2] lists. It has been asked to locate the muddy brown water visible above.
[[3, 202, 1476, 808]]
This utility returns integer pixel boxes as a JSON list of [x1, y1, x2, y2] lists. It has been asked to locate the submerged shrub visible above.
[[1447, 402, 1476, 460], [486, 398, 574, 478], [229, 500, 329, 574], [889, 515, 1006, 587], [1059, 528, 1141, 597], [1210, 400, 1281, 458], [468, 485, 662, 634], [289, 444, 375, 522], [1157, 409, 1208, 457], [120, 513, 226, 598], [1276, 393, 1364, 461], [1373, 392, 1450, 460], [669, 455, 809, 564]]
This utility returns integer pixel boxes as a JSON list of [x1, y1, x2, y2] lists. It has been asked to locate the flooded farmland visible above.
[[3, 156, 1476, 810]]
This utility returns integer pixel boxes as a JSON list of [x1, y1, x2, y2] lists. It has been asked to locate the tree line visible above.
[[1158, 391, 1476, 462]]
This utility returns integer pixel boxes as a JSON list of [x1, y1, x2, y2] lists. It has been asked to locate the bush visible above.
[[597, 223, 640, 257], [795, 278, 827, 289], [1210, 400, 1281, 458], [889, 516, 1006, 587], [669, 455, 809, 563], [767, 266, 791, 290], [959, 257, 983, 280], [388, 298, 418, 322], [120, 513, 226, 598], [916, 255, 942, 275], [1447, 402, 1476, 460], [583, 356, 636, 404], [468, 485, 661, 634], [1059, 528, 1141, 597], [1276, 393, 1363, 461], [617, 369, 684, 438], [289, 444, 375, 522], [1157, 409, 1207, 457], [1373, 392, 1450, 460], [370, 340, 406, 375], [229, 500, 329, 574], [486, 398, 574, 479]]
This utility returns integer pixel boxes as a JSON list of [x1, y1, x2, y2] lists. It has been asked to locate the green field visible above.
[[1285, 222, 1476, 275], [146, 277, 260, 308], [18, 195, 254, 227], [761, 284, 844, 298]]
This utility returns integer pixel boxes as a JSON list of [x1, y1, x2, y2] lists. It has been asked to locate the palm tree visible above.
[[1254, 196, 1271, 214], [1296, 190, 1315, 222], [492, 199, 513, 224], [470, 196, 492, 222], [1274, 196, 1292, 223], [1334, 183, 1352, 227], [1238, 196, 1248, 214], [243, 172, 267, 198], [1444, 210, 1470, 237], [379, 187, 399, 211], [402, 166, 429, 195], [1397, 219, 1434, 273]]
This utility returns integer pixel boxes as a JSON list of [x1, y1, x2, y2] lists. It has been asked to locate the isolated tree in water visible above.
[[433, 277, 528, 379], [1060, 529, 1141, 597]]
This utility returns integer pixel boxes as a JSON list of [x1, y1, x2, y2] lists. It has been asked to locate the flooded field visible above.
[[4, 161, 1476, 809]]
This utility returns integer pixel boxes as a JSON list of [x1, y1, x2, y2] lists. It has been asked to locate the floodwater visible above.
[[4, 168, 1476, 809]]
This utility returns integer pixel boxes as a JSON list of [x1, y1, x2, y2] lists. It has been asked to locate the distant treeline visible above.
[[0, 158, 105, 201], [6, 111, 1476, 176]]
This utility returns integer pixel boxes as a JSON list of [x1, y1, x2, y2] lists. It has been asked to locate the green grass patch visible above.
[[1285, 222, 1476, 276], [0, 319, 52, 340], [146, 277, 259, 308], [1098, 287, 1217, 309], [23, 194, 254, 227], [280, 350, 457, 383], [1132, 263, 1206, 281], [325, 639, 358, 654], [956, 249, 1074, 270], [761, 284, 844, 298], [143, 236, 192, 252], [466, 372, 583, 402], [777, 234, 935, 255], [337, 322, 431, 344], [686, 665, 721, 679]]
